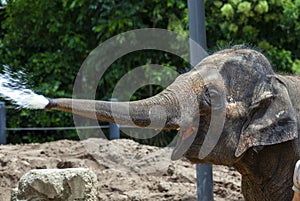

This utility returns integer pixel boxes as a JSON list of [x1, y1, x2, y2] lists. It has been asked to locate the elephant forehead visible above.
[[219, 62, 262, 102], [201, 47, 273, 74], [193, 47, 275, 101]]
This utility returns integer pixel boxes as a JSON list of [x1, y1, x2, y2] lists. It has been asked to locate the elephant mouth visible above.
[[171, 127, 197, 160]]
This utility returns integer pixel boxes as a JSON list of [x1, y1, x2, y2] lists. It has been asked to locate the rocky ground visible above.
[[0, 138, 244, 200]]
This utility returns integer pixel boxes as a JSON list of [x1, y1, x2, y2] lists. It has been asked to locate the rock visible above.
[[11, 168, 98, 201]]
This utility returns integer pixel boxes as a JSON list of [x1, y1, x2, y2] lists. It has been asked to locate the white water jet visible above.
[[0, 66, 49, 109]]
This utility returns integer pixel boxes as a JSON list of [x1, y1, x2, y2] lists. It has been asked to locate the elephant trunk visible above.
[[45, 90, 181, 130]]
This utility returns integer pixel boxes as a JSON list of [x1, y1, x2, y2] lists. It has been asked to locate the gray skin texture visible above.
[[45, 46, 300, 201]]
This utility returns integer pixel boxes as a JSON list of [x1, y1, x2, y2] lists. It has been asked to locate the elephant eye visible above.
[[203, 88, 224, 109], [209, 89, 219, 99]]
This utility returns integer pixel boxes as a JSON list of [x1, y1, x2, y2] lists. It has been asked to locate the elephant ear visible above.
[[235, 75, 298, 157]]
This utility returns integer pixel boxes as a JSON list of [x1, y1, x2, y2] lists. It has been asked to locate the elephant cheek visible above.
[[226, 102, 247, 119]]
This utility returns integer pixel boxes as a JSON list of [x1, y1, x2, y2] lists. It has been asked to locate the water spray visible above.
[[0, 66, 49, 109]]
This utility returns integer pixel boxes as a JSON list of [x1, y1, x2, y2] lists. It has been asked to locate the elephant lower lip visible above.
[[171, 127, 197, 161], [182, 127, 196, 140]]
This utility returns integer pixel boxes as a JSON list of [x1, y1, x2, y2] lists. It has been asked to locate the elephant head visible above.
[[45, 45, 298, 165]]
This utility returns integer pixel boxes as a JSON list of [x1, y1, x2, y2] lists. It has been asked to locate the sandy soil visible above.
[[0, 138, 244, 200]]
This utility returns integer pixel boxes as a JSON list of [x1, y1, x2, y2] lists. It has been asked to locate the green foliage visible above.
[[205, 0, 300, 73], [0, 0, 300, 145], [1, 0, 97, 143]]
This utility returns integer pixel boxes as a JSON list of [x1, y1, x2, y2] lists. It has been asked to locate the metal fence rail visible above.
[[0, 101, 131, 144], [5, 125, 136, 131], [6, 125, 109, 131]]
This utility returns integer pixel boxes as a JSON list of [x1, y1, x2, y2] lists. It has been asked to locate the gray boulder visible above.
[[11, 168, 98, 201]]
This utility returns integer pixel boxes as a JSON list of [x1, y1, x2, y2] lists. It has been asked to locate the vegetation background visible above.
[[0, 0, 299, 145]]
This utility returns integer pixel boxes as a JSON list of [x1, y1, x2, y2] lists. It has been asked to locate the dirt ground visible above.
[[0, 138, 244, 201]]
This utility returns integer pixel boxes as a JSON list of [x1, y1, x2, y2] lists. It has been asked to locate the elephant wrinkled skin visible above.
[[45, 46, 300, 201]]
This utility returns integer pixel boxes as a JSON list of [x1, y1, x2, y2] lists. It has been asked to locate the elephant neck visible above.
[[233, 142, 296, 201], [240, 174, 291, 201]]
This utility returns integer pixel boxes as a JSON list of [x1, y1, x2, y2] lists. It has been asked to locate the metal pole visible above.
[[187, 0, 214, 200], [0, 102, 6, 144], [109, 98, 120, 140]]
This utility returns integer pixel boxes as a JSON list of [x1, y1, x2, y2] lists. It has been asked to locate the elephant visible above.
[[45, 45, 300, 201]]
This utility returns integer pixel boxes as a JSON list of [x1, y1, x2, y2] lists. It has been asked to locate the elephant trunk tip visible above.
[[44, 98, 57, 110]]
